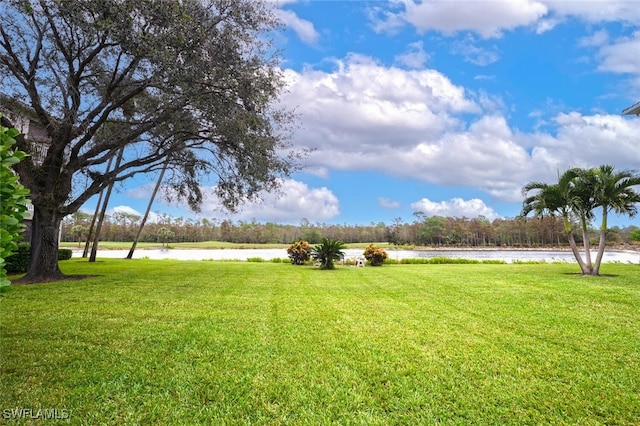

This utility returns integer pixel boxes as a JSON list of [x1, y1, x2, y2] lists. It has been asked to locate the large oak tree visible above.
[[0, 0, 301, 282]]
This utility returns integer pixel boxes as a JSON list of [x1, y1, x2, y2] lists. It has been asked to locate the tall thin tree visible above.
[[126, 159, 170, 259], [89, 148, 124, 262]]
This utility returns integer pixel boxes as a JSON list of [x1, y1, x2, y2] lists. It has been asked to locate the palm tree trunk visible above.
[[126, 160, 168, 259], [592, 210, 608, 275], [564, 217, 590, 274], [580, 216, 593, 274]]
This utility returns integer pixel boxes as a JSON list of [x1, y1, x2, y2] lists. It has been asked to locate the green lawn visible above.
[[2, 260, 639, 425]]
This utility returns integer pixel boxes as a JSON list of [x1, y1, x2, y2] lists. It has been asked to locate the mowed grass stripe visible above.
[[2, 260, 639, 424]]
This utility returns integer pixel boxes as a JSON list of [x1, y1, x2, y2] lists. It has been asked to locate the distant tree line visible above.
[[60, 212, 638, 248]]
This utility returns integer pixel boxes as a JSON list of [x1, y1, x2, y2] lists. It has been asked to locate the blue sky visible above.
[[102, 0, 640, 227]]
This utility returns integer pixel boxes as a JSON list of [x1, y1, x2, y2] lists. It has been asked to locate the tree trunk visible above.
[[127, 160, 168, 259], [82, 183, 106, 258], [580, 217, 593, 274], [16, 206, 66, 283], [564, 217, 590, 275], [89, 148, 124, 262], [592, 210, 608, 276]]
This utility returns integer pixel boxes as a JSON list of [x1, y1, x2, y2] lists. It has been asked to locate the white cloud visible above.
[[579, 29, 609, 48], [543, 0, 640, 25], [386, 0, 548, 38], [596, 32, 640, 75], [280, 58, 526, 201], [275, 9, 320, 45], [394, 115, 533, 201], [110, 205, 142, 216], [378, 197, 401, 209], [198, 179, 340, 224], [410, 197, 501, 220], [281, 53, 479, 155], [373, 1, 640, 39], [109, 205, 162, 223], [394, 41, 430, 69], [533, 112, 640, 171], [451, 36, 500, 66], [282, 50, 640, 204], [368, 3, 407, 34], [553, 111, 586, 126]]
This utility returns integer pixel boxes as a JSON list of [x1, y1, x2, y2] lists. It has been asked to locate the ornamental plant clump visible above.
[[0, 116, 30, 287], [364, 244, 388, 266], [287, 240, 311, 265], [311, 238, 346, 270]]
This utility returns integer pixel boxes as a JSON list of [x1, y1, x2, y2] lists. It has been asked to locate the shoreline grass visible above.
[[2, 260, 640, 424]]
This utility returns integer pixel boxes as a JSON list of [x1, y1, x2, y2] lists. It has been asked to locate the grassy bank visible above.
[[2, 260, 640, 424]]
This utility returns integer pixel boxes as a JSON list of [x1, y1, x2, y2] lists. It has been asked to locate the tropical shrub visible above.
[[0, 116, 30, 287], [4, 243, 31, 273], [5, 245, 72, 273], [311, 238, 346, 270], [363, 244, 388, 266], [287, 240, 311, 265], [58, 249, 73, 261]]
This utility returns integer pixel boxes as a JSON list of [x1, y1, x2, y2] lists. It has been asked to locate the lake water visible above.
[[73, 248, 640, 264]]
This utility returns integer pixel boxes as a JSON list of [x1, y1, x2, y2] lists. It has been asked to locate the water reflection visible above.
[[75, 248, 640, 263]]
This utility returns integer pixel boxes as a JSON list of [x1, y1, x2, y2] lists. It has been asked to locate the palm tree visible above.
[[311, 238, 346, 270], [590, 165, 640, 275], [521, 168, 591, 274], [569, 167, 598, 273], [523, 166, 640, 276]]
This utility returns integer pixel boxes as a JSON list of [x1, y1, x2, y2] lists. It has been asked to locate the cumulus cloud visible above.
[[596, 31, 640, 75], [411, 197, 501, 220], [197, 179, 340, 224], [543, 0, 640, 25], [372, 1, 640, 39], [392, 115, 533, 201], [280, 53, 479, 155], [533, 112, 640, 171], [281, 53, 640, 205], [394, 41, 430, 69], [380, 0, 547, 38], [274, 8, 320, 45]]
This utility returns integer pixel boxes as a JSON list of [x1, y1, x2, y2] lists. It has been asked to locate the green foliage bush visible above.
[[0, 116, 30, 286], [5, 244, 73, 274], [5, 243, 30, 273], [247, 257, 265, 263], [363, 244, 388, 266], [287, 240, 311, 265], [58, 249, 73, 261]]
